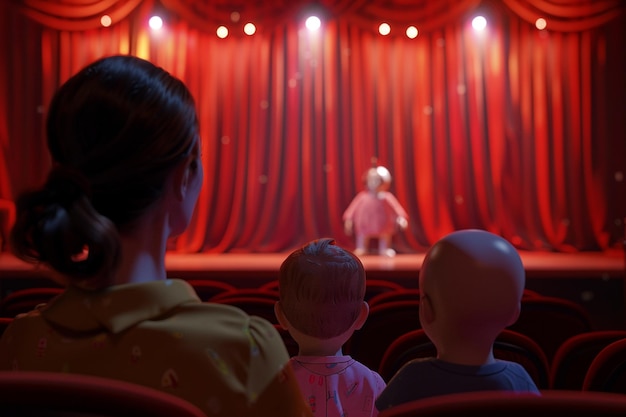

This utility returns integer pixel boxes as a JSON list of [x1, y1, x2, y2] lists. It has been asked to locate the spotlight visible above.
[[379, 23, 391, 36], [535, 18, 547, 30], [243, 22, 256, 35], [100, 15, 112, 28], [149, 15, 163, 30], [217, 26, 229, 38], [472, 16, 487, 31], [305, 16, 321, 31]]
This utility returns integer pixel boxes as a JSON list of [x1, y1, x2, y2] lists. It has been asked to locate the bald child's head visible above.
[[419, 229, 525, 343]]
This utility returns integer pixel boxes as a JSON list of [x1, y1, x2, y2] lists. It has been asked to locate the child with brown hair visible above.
[[275, 238, 386, 417]]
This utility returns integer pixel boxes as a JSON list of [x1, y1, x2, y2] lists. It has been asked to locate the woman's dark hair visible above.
[[10, 55, 199, 290]]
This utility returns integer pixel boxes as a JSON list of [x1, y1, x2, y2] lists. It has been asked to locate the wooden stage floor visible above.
[[1, 249, 623, 284]]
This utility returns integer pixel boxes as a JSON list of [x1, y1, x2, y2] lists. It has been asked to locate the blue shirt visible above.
[[375, 358, 540, 410]]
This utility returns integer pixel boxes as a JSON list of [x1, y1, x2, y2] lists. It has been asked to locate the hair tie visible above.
[[45, 165, 92, 205]]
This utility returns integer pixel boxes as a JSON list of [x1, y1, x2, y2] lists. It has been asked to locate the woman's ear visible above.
[[171, 159, 190, 201], [170, 159, 191, 201], [353, 301, 370, 330], [274, 301, 290, 330]]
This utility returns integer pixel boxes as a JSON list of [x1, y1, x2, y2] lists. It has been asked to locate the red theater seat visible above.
[[507, 295, 594, 362], [0, 371, 207, 417], [0, 317, 12, 336], [185, 279, 237, 301], [210, 296, 278, 324], [209, 287, 279, 302], [583, 337, 626, 393], [550, 330, 626, 390], [345, 300, 421, 371], [368, 289, 421, 307], [378, 328, 550, 389], [377, 390, 626, 417], [0, 287, 63, 318]]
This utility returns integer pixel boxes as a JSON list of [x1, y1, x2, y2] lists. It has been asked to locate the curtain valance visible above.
[[12, 0, 623, 32]]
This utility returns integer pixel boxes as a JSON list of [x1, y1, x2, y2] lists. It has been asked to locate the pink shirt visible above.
[[291, 355, 386, 417]]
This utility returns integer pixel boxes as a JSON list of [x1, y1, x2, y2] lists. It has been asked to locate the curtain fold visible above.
[[502, 0, 623, 32], [17, 0, 144, 31], [2, 0, 625, 254]]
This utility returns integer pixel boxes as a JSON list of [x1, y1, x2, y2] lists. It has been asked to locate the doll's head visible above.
[[418, 229, 525, 350], [365, 166, 392, 192], [277, 238, 368, 339]]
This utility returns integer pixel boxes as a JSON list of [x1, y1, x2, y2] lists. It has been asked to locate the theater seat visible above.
[[185, 279, 237, 301], [0, 317, 12, 336], [550, 330, 626, 390], [379, 328, 550, 389], [368, 289, 421, 307], [377, 390, 626, 417], [210, 296, 278, 324], [345, 300, 421, 371], [209, 287, 279, 302], [0, 287, 63, 318], [583, 337, 626, 393], [363, 279, 406, 302], [507, 295, 593, 362], [0, 371, 207, 417]]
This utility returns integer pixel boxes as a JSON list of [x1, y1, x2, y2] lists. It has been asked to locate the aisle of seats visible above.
[[2, 278, 626, 393]]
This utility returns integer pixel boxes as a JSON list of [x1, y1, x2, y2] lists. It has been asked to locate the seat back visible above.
[[378, 328, 550, 388], [345, 300, 421, 371], [521, 289, 543, 299], [378, 328, 435, 381], [377, 390, 626, 417], [583, 337, 626, 393], [0, 371, 207, 417], [185, 279, 237, 301], [507, 295, 593, 362], [368, 289, 421, 307], [209, 287, 279, 302], [363, 279, 406, 302], [493, 328, 550, 389], [210, 296, 278, 324], [0, 317, 12, 336], [550, 330, 626, 390], [258, 279, 280, 292], [0, 287, 64, 318]]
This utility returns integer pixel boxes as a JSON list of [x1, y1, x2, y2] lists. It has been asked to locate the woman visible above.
[[0, 55, 310, 417]]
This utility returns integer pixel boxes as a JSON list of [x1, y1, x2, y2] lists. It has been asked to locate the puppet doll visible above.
[[343, 164, 408, 257]]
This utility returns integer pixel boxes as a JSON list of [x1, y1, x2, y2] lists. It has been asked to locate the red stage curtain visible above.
[[1, 0, 624, 253]]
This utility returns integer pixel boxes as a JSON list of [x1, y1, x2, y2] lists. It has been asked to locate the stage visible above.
[[1, 249, 624, 283], [1, 250, 625, 329]]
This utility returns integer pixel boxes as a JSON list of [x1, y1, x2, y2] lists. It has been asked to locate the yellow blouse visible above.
[[0, 279, 311, 417]]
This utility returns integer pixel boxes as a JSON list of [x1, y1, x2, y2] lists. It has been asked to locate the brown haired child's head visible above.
[[278, 238, 366, 339]]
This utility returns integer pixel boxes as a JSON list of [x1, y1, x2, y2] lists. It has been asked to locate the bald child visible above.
[[376, 229, 539, 410]]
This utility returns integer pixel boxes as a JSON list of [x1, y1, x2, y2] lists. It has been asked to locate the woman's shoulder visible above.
[[178, 300, 271, 324], [170, 302, 290, 382], [173, 302, 284, 347]]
